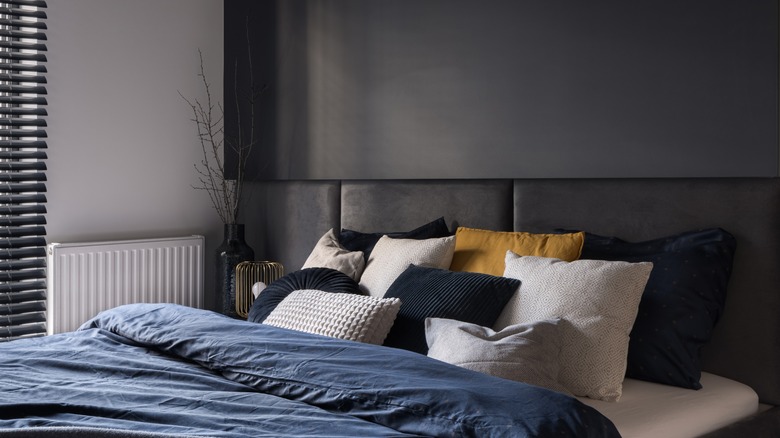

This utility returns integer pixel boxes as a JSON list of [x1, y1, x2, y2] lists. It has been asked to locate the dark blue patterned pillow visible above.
[[247, 267, 363, 323], [338, 217, 451, 263], [383, 265, 519, 354], [578, 228, 736, 389]]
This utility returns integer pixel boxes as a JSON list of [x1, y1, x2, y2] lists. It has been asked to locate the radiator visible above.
[[46, 236, 205, 335]]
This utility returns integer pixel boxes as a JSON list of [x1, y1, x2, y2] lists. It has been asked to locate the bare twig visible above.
[[181, 48, 257, 224]]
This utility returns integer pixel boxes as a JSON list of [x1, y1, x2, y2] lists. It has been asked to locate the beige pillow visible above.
[[359, 235, 456, 298], [496, 252, 652, 402], [301, 229, 365, 281], [426, 317, 570, 395], [264, 289, 401, 345]]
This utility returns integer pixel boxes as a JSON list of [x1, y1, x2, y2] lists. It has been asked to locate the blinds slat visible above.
[[0, 52, 46, 63], [0, 288, 46, 300], [0, 161, 46, 171], [0, 311, 46, 327], [0, 7, 46, 19], [0, 40, 46, 51], [0, 183, 47, 193], [0, 216, 46, 227], [0, 74, 47, 84], [0, 259, 46, 270], [0, 29, 46, 40], [0, 63, 46, 73], [0, 247, 46, 259], [0, 96, 47, 105], [5, 0, 47, 7], [0, 284, 45, 295], [0, 237, 47, 250], [0, 194, 46, 205], [0, 172, 46, 182], [2, 323, 46, 339], [0, 142, 47, 151], [1, 206, 46, 216], [0, 18, 46, 30], [1, 269, 46, 282], [0, 129, 47, 138], [1, 204, 46, 214], [0, 303, 46, 317], [0, 107, 47, 116], [0, 85, 48, 95], [0, 225, 46, 238], [0, 118, 47, 127]]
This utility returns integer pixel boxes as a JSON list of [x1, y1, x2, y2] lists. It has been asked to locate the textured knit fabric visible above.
[[264, 289, 401, 345], [359, 235, 456, 298], [247, 268, 362, 324], [497, 253, 652, 402]]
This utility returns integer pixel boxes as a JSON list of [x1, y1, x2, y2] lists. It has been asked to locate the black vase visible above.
[[216, 223, 254, 318]]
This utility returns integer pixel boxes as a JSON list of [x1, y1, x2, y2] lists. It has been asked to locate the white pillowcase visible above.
[[359, 235, 456, 298], [264, 289, 401, 345], [301, 228, 365, 281], [426, 317, 570, 395], [496, 252, 652, 402]]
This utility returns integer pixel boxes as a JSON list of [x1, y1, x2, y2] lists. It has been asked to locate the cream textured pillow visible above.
[[263, 289, 401, 345], [496, 252, 652, 402], [301, 229, 366, 281], [426, 317, 570, 395], [359, 235, 456, 298]]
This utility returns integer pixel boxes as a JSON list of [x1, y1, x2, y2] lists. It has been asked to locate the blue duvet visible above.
[[0, 304, 619, 437]]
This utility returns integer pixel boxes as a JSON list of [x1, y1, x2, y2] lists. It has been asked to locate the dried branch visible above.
[[181, 48, 259, 224]]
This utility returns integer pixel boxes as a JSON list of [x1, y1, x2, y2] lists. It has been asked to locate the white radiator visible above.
[[46, 236, 205, 335]]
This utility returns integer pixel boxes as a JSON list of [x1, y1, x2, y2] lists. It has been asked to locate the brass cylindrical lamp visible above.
[[235, 261, 284, 318]]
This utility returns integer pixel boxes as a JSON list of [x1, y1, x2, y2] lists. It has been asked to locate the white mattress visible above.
[[578, 372, 759, 438]]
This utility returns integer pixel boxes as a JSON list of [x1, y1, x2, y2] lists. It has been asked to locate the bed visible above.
[[2, 177, 780, 437]]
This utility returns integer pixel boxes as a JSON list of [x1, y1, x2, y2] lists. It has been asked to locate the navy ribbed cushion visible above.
[[248, 267, 363, 323], [383, 265, 519, 354], [578, 228, 736, 389], [338, 217, 452, 263]]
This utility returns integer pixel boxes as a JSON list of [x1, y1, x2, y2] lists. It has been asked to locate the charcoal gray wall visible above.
[[226, 0, 778, 179]]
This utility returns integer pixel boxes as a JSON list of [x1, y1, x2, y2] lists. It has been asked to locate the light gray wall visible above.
[[46, 0, 225, 309]]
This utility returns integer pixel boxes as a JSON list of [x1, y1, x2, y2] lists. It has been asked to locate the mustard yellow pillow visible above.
[[450, 227, 584, 276]]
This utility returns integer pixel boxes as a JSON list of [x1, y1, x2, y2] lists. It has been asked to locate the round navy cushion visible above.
[[247, 267, 363, 323]]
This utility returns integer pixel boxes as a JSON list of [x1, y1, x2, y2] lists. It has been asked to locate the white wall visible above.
[[46, 0, 224, 309]]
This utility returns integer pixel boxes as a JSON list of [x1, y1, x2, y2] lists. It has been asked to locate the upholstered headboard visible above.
[[245, 178, 780, 405]]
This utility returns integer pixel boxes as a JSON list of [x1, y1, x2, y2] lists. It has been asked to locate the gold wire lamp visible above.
[[235, 261, 284, 318]]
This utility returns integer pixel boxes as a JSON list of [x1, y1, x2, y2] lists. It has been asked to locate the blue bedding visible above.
[[0, 304, 620, 437]]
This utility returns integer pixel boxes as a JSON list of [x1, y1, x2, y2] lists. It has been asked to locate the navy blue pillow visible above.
[[577, 228, 736, 389], [338, 217, 451, 262], [247, 267, 363, 323], [382, 265, 520, 354]]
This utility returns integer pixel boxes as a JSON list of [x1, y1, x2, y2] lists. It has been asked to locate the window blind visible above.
[[0, 0, 47, 340]]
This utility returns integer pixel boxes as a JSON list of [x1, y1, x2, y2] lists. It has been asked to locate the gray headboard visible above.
[[245, 178, 780, 405]]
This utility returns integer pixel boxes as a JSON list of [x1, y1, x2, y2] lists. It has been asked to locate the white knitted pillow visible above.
[[263, 289, 401, 345], [359, 235, 456, 298], [496, 252, 652, 402], [301, 228, 366, 281]]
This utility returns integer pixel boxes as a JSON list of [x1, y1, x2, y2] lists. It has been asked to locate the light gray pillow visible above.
[[425, 317, 570, 395], [496, 252, 653, 402], [301, 228, 365, 281], [263, 289, 401, 345], [359, 235, 456, 298]]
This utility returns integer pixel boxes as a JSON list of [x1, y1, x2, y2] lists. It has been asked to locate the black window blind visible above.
[[0, 0, 47, 340]]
